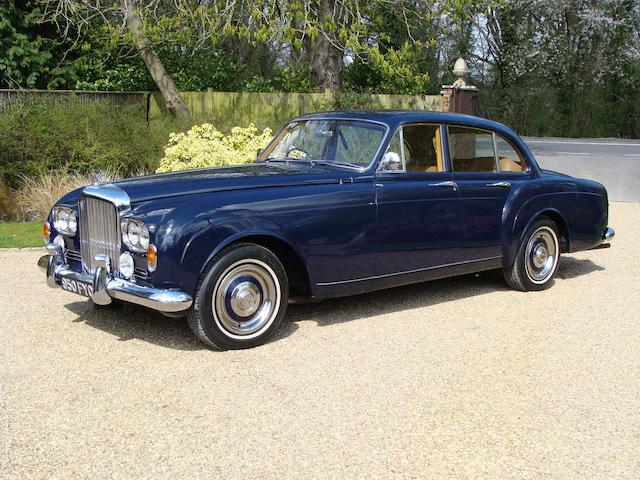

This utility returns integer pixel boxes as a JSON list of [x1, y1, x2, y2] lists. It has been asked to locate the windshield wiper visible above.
[[264, 157, 362, 170], [311, 160, 363, 170], [264, 157, 313, 164]]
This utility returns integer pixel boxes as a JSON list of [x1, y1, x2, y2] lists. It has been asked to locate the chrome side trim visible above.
[[39, 243, 192, 313], [317, 255, 503, 286]]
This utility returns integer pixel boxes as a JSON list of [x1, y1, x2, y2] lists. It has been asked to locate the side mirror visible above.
[[379, 151, 402, 172]]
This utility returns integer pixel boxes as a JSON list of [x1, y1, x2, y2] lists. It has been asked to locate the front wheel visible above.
[[504, 217, 561, 291], [188, 243, 289, 350]]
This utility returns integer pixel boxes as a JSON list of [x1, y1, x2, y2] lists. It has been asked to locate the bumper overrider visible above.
[[38, 243, 192, 313]]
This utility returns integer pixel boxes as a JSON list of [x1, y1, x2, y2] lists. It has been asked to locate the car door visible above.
[[374, 123, 460, 277], [446, 125, 531, 262]]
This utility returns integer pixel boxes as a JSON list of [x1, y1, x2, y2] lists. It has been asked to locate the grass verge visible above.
[[0, 221, 42, 248]]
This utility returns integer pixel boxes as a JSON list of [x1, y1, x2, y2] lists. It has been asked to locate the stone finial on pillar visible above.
[[441, 57, 478, 115]]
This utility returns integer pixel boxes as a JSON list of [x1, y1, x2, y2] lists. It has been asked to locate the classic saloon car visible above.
[[40, 111, 614, 350]]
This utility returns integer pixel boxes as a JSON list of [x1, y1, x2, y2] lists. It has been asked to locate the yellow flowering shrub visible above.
[[156, 123, 273, 173]]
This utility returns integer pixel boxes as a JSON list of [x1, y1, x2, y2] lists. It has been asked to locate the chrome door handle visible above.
[[429, 181, 458, 191], [486, 181, 511, 188]]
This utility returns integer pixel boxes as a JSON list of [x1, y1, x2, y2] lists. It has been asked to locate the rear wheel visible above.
[[187, 243, 289, 350], [504, 217, 561, 291]]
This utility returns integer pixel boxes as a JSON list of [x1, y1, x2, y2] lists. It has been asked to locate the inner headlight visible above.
[[121, 218, 150, 252], [52, 206, 77, 236]]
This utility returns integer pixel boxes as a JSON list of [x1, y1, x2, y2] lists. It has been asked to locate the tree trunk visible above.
[[123, 1, 189, 118], [308, 0, 343, 92]]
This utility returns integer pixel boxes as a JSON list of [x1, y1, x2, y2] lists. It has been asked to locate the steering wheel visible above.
[[286, 147, 312, 159]]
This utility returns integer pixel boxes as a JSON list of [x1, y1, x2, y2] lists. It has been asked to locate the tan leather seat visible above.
[[499, 157, 523, 172]]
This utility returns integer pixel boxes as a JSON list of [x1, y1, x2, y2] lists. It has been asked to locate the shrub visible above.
[[15, 170, 118, 221], [0, 101, 186, 189], [0, 177, 17, 220], [156, 123, 272, 173]]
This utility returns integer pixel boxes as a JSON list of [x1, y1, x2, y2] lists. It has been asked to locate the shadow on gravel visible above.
[[64, 301, 205, 351], [62, 255, 602, 348], [64, 300, 300, 351], [555, 256, 604, 279], [288, 256, 604, 327], [288, 271, 509, 327]]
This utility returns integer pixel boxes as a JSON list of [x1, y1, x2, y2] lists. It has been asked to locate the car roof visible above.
[[294, 110, 510, 132]]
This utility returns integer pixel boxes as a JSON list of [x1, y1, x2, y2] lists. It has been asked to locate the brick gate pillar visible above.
[[441, 58, 479, 116]]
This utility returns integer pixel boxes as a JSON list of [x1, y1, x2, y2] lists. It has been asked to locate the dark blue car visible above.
[[39, 111, 614, 349]]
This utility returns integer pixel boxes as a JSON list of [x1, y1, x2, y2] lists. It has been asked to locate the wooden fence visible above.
[[0, 89, 147, 109], [0, 89, 443, 130], [149, 91, 442, 130]]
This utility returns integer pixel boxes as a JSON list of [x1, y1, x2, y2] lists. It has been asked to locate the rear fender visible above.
[[503, 192, 575, 267]]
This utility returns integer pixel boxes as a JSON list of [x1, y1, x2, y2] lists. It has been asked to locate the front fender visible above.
[[146, 195, 306, 297]]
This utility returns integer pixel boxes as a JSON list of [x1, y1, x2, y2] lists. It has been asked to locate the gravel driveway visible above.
[[1, 203, 638, 479]]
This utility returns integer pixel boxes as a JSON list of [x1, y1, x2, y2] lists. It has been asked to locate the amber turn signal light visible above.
[[147, 244, 157, 272], [43, 221, 50, 244]]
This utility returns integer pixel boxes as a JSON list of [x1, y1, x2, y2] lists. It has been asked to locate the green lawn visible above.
[[0, 221, 43, 248]]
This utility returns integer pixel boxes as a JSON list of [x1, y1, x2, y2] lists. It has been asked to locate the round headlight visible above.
[[139, 226, 150, 250], [119, 252, 135, 279], [127, 221, 140, 247], [58, 209, 69, 232], [122, 219, 151, 252], [53, 234, 65, 252], [68, 211, 77, 233], [52, 206, 77, 235]]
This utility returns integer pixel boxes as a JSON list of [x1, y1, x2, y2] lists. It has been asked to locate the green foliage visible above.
[[156, 123, 273, 173], [343, 44, 434, 94], [243, 75, 276, 93], [0, 3, 52, 88], [477, 0, 640, 138], [326, 92, 383, 110], [0, 101, 186, 189], [274, 67, 313, 93]]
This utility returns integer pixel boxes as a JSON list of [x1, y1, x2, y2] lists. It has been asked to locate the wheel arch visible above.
[[536, 209, 570, 253], [204, 232, 312, 298], [505, 205, 571, 267]]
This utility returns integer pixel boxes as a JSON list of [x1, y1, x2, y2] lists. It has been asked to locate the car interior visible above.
[[385, 124, 527, 174], [447, 126, 526, 173]]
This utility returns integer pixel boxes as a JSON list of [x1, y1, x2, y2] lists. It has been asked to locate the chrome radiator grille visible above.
[[79, 196, 120, 273]]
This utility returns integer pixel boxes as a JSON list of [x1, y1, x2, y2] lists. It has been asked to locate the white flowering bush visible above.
[[156, 123, 273, 173]]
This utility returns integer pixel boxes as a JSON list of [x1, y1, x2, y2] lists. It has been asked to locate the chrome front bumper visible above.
[[38, 243, 192, 313]]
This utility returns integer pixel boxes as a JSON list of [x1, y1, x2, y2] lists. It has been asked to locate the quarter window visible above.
[[495, 135, 526, 172]]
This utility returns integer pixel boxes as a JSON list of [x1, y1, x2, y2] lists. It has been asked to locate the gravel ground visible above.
[[1, 202, 638, 479]]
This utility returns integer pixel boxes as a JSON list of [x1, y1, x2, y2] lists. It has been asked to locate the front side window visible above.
[[261, 119, 386, 168], [380, 124, 443, 173], [448, 125, 527, 173]]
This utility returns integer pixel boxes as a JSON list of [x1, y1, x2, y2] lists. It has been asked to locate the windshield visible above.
[[260, 119, 386, 168]]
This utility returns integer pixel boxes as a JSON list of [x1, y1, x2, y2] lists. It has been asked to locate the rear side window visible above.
[[447, 126, 495, 173], [448, 126, 527, 173]]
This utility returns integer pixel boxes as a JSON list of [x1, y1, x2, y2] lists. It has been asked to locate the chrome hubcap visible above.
[[213, 259, 280, 339], [525, 227, 558, 283]]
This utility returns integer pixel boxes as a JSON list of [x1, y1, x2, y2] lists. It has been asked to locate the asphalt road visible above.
[[523, 137, 640, 202]]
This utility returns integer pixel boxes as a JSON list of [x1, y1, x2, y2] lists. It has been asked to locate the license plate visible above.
[[60, 277, 94, 298]]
